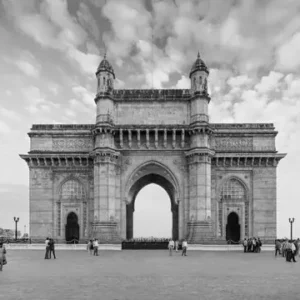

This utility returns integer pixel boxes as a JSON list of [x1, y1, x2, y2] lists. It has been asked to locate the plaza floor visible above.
[[0, 250, 299, 300]]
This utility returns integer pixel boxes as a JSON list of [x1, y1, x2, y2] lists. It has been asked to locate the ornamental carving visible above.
[[31, 169, 52, 187], [53, 139, 93, 151], [215, 138, 253, 151]]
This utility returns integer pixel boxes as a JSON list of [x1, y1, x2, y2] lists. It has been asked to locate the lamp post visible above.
[[289, 218, 295, 240], [14, 217, 19, 240]]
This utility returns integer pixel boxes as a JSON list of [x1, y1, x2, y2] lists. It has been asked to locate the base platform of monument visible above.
[[4, 244, 275, 251]]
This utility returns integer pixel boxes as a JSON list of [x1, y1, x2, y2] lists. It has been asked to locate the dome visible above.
[[189, 52, 209, 78], [96, 54, 115, 78]]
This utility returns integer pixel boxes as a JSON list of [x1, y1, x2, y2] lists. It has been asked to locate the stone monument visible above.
[[20, 52, 286, 244]]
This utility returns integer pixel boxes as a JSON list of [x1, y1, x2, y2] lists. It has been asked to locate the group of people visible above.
[[0, 242, 7, 271], [44, 237, 56, 259], [242, 237, 262, 253], [87, 239, 99, 256], [168, 239, 188, 256], [275, 239, 299, 262]]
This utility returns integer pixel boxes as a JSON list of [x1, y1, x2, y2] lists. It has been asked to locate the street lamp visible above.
[[289, 218, 295, 240], [14, 217, 19, 240]]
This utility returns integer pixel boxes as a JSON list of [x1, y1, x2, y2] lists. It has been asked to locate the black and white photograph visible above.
[[0, 0, 299, 299]]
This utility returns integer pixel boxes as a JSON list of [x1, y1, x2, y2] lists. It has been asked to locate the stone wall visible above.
[[115, 102, 189, 125]]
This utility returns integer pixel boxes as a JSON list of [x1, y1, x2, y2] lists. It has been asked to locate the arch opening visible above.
[[65, 212, 79, 243], [126, 173, 179, 240], [226, 212, 240, 242], [134, 184, 172, 238]]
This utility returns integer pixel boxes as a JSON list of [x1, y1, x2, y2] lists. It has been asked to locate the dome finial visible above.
[[197, 51, 200, 59]]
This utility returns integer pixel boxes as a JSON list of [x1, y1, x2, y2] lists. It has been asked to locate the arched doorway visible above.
[[65, 212, 79, 243], [134, 183, 172, 238], [226, 212, 240, 243], [126, 172, 179, 241]]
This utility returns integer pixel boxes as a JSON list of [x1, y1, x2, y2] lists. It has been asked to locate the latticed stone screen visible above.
[[221, 178, 246, 201], [60, 180, 86, 199], [219, 178, 248, 237]]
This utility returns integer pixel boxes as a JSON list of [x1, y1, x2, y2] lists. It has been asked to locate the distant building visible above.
[[20, 53, 286, 244]]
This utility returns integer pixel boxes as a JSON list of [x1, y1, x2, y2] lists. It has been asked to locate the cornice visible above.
[[19, 154, 93, 168]]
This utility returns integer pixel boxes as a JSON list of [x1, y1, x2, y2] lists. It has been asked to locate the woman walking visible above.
[[0, 242, 7, 271]]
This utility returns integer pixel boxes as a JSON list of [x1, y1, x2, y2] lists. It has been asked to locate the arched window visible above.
[[103, 77, 106, 85], [221, 178, 246, 201], [60, 180, 86, 200]]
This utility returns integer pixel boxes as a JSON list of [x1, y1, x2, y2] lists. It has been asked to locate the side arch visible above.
[[57, 176, 87, 200], [218, 175, 249, 201]]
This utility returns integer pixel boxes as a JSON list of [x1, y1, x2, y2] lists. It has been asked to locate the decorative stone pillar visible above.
[[92, 150, 122, 243], [185, 149, 215, 243]]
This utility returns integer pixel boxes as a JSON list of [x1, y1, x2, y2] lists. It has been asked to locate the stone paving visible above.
[[0, 250, 299, 300]]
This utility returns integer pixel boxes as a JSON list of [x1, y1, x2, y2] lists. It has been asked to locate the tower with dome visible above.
[[20, 53, 286, 244]]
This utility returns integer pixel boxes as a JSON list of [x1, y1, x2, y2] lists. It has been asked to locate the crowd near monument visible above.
[[20, 52, 286, 244]]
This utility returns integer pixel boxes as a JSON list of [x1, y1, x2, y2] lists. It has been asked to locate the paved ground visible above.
[[0, 250, 299, 300]]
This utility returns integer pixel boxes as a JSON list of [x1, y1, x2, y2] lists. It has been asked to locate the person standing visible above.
[[243, 238, 247, 253], [44, 237, 50, 259], [93, 239, 99, 256], [291, 241, 297, 263], [175, 240, 179, 252], [168, 238, 174, 256], [275, 239, 281, 257], [0, 242, 7, 271], [182, 239, 188, 256], [49, 238, 56, 259]]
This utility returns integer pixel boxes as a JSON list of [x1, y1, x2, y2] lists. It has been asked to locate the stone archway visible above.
[[65, 212, 80, 243], [125, 162, 180, 240], [226, 212, 240, 242]]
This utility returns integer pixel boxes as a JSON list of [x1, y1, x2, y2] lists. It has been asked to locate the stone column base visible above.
[[92, 222, 122, 244], [186, 221, 215, 244]]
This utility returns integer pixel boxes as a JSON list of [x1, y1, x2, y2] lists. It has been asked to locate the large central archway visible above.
[[125, 162, 180, 240]]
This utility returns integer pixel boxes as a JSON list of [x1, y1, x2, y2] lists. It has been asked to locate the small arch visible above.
[[226, 212, 240, 242], [219, 176, 248, 202], [65, 212, 79, 243], [58, 176, 87, 200], [103, 77, 106, 85]]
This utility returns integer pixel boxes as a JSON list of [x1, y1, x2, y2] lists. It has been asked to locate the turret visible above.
[[95, 54, 115, 126], [96, 54, 115, 95], [189, 52, 209, 95]]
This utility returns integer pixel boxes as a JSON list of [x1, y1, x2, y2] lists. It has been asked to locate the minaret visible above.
[[185, 52, 215, 243], [92, 54, 121, 243]]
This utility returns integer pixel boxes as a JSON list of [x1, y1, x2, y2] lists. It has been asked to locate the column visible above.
[[164, 129, 167, 148], [186, 152, 213, 243], [120, 129, 123, 148], [172, 129, 176, 148], [146, 129, 150, 148], [128, 129, 132, 148], [93, 151, 121, 243], [181, 129, 185, 148], [137, 129, 141, 149], [155, 129, 158, 148]]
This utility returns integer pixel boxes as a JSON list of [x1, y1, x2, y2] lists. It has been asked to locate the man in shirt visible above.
[[93, 239, 99, 256], [275, 239, 281, 257], [291, 241, 297, 262], [44, 237, 50, 259], [182, 239, 188, 256], [168, 239, 174, 256]]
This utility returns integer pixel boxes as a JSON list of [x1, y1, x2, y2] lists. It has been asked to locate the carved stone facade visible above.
[[20, 54, 286, 244]]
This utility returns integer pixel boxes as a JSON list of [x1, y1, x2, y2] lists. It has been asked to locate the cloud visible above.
[[254, 71, 284, 94], [77, 2, 100, 41], [0, 120, 12, 134], [0, 108, 20, 121], [14, 51, 41, 78], [22, 86, 59, 114], [276, 32, 300, 72]]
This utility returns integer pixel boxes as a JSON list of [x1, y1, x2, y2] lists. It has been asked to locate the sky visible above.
[[0, 0, 300, 239]]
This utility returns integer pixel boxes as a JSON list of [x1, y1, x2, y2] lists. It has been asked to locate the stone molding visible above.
[[20, 154, 93, 167], [91, 149, 120, 165], [212, 154, 286, 167]]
